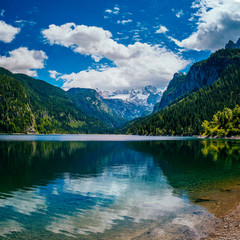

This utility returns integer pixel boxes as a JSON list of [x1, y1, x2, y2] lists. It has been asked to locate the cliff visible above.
[[154, 48, 240, 112]]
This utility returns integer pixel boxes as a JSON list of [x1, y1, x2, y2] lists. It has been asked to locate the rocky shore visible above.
[[201, 203, 240, 240], [194, 180, 240, 240], [133, 181, 240, 240]]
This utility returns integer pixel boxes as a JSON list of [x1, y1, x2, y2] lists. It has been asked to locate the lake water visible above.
[[0, 135, 240, 239]]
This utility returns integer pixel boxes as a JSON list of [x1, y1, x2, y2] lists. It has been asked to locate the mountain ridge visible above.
[[67, 88, 126, 128], [1, 41, 240, 135], [98, 86, 163, 120]]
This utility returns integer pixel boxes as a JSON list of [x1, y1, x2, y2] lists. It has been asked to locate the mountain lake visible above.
[[0, 135, 240, 239]]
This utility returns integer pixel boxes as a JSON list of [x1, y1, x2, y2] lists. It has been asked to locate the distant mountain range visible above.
[[1, 38, 240, 135], [0, 66, 162, 133], [97, 86, 163, 120]]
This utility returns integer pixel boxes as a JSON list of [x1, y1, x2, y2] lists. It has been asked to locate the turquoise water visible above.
[[0, 136, 240, 239]]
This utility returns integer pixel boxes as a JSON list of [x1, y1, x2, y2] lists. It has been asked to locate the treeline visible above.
[[202, 105, 240, 137], [125, 61, 240, 136]]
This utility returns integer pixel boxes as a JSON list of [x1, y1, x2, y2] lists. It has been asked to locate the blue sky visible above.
[[0, 0, 240, 90]]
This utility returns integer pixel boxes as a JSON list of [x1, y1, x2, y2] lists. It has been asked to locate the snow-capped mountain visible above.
[[97, 86, 164, 120]]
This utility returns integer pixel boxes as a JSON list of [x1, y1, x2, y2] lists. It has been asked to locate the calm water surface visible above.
[[0, 135, 240, 239]]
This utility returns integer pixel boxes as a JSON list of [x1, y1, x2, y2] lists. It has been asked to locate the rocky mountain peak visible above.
[[97, 86, 164, 120], [225, 38, 240, 49], [143, 85, 158, 94], [173, 72, 184, 78]]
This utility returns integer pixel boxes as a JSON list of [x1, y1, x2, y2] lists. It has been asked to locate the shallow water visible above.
[[0, 136, 239, 239]]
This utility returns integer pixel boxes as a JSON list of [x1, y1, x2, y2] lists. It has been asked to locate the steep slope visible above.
[[154, 47, 240, 112], [0, 75, 36, 133], [67, 88, 126, 128], [153, 73, 186, 112], [125, 48, 240, 136], [0, 68, 107, 133]]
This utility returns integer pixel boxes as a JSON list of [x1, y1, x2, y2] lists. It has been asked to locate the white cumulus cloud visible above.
[[117, 19, 132, 25], [42, 23, 189, 91], [105, 9, 113, 14], [49, 70, 61, 79], [0, 47, 48, 76], [0, 20, 20, 43], [105, 6, 120, 15], [172, 9, 184, 18], [156, 26, 169, 34], [176, 10, 184, 18], [42, 23, 130, 62], [0, 9, 5, 17], [170, 0, 240, 51]]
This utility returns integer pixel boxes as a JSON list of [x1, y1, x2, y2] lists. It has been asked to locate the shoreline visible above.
[[197, 135, 240, 140], [0, 132, 240, 140]]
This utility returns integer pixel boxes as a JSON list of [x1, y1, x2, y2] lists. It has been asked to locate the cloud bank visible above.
[[170, 0, 240, 51], [0, 47, 48, 76], [42, 23, 189, 90]]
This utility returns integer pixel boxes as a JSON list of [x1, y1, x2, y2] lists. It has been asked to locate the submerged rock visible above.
[[194, 197, 211, 203]]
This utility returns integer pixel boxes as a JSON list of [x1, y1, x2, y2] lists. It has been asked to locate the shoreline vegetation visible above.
[[202, 105, 240, 138]]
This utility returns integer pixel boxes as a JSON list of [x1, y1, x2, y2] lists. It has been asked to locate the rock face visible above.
[[98, 86, 163, 120], [225, 38, 240, 49], [103, 99, 142, 120], [67, 88, 126, 128], [154, 47, 240, 112]]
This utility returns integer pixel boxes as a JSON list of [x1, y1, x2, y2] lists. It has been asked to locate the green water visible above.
[[0, 136, 240, 239]]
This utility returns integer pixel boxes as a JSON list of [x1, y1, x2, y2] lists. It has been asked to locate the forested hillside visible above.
[[0, 68, 107, 133]]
